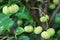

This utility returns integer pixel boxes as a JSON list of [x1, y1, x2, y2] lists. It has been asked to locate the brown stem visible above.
[[44, 0, 50, 14], [49, 4, 60, 24], [38, 3, 47, 31], [21, 0, 40, 26]]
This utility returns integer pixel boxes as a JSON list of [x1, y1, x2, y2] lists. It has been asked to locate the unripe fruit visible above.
[[9, 4, 19, 13], [37, 0, 41, 2], [47, 28, 55, 36], [24, 25, 33, 33], [2, 6, 10, 14], [17, 20, 23, 26], [34, 26, 43, 34], [49, 3, 56, 9], [41, 31, 50, 39], [45, 15, 49, 20], [53, 0, 59, 5], [40, 16, 47, 22], [26, 0, 29, 2]]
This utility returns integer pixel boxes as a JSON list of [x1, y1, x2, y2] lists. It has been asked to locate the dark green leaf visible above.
[[14, 27, 24, 35], [17, 35, 29, 40], [7, 37, 14, 40]]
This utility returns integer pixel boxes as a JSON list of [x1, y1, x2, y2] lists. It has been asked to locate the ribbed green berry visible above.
[[9, 4, 19, 13], [40, 16, 47, 22], [49, 3, 56, 9], [24, 25, 33, 33], [2, 6, 10, 14], [47, 28, 55, 36], [34, 26, 43, 34], [41, 31, 50, 39]]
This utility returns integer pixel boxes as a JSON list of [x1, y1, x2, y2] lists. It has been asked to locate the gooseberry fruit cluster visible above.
[[24, 25, 43, 34], [41, 28, 55, 39], [40, 15, 49, 22], [2, 4, 19, 15], [24, 25, 33, 33], [34, 26, 43, 34]]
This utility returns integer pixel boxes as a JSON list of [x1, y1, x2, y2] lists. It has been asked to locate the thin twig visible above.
[[49, 4, 60, 24], [21, 0, 40, 26], [44, 0, 50, 14]]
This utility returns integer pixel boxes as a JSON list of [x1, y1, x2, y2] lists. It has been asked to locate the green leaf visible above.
[[0, 13, 14, 34], [54, 13, 60, 24], [15, 4, 31, 20], [57, 30, 60, 36], [16, 12, 31, 20], [17, 35, 29, 40], [7, 37, 14, 40], [14, 27, 24, 35]]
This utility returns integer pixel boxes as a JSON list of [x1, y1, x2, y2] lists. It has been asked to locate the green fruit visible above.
[[37, 0, 41, 2], [49, 3, 56, 9], [40, 16, 47, 22], [41, 31, 50, 39], [45, 15, 49, 20], [17, 20, 23, 26], [9, 4, 19, 13], [53, 0, 59, 5], [26, 0, 29, 2], [24, 25, 33, 33], [47, 28, 55, 36], [2, 6, 10, 14], [34, 26, 43, 34]]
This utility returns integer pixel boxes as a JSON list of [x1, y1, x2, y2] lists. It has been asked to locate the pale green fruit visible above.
[[53, 0, 60, 5], [37, 0, 41, 2], [17, 20, 23, 26], [2, 6, 10, 14], [24, 25, 33, 33], [41, 31, 50, 39], [47, 28, 55, 36], [26, 0, 29, 2], [49, 3, 56, 9], [34, 26, 43, 34], [9, 4, 19, 13], [40, 16, 47, 22], [45, 15, 49, 20]]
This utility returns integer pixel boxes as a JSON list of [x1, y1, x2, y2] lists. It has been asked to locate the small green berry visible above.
[[24, 25, 33, 33], [41, 31, 50, 39], [40, 16, 47, 22], [47, 28, 55, 36], [2, 6, 10, 14], [9, 4, 19, 13], [34, 26, 43, 34], [49, 3, 56, 9], [17, 20, 23, 26]]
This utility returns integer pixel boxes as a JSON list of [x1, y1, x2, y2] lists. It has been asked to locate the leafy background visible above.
[[0, 0, 60, 40]]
